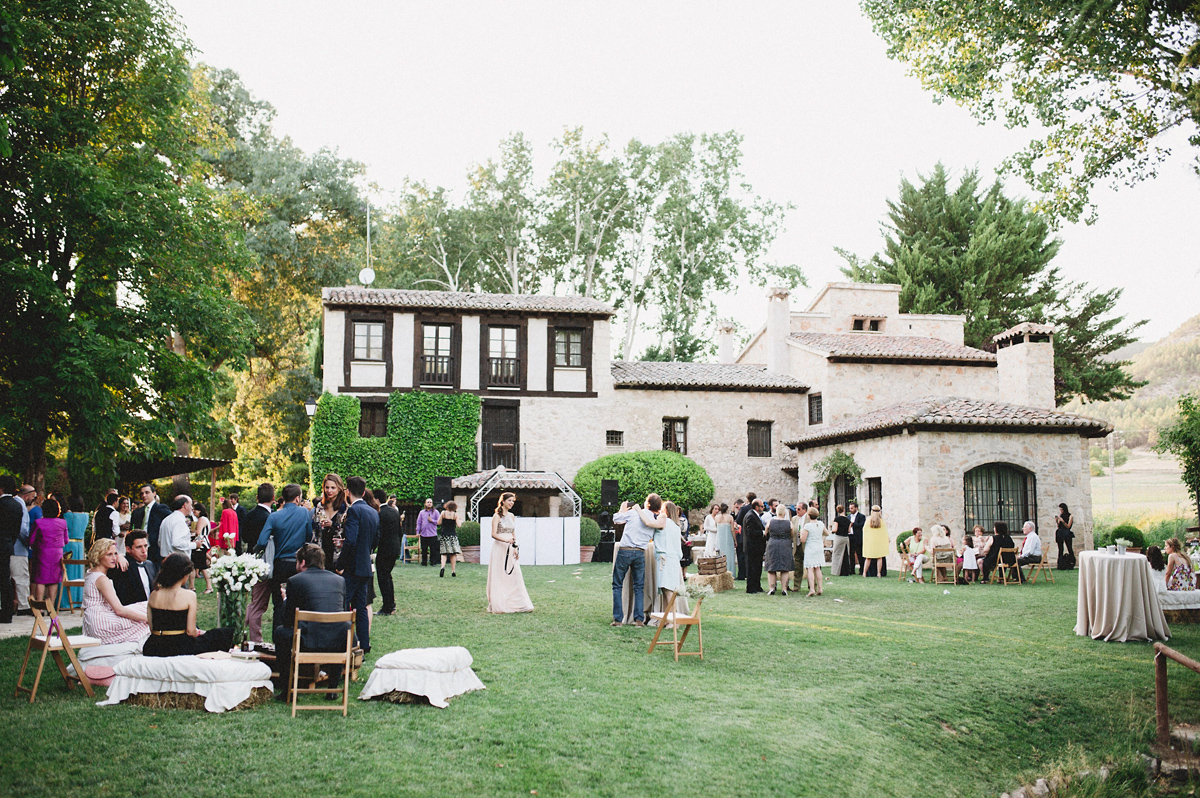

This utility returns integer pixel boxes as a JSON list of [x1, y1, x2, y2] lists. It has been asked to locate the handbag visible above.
[[505, 542, 519, 575]]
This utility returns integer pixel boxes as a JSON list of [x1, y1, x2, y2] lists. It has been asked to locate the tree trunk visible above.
[[23, 427, 48, 496], [171, 331, 192, 499]]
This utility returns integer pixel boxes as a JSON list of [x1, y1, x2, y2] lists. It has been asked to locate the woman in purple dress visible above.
[[30, 498, 69, 606]]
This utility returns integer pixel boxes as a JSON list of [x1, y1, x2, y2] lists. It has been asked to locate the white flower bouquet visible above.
[[209, 553, 268, 594]]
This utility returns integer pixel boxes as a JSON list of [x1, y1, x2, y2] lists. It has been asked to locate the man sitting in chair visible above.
[[1017, 521, 1042, 581], [273, 544, 350, 702], [111, 530, 158, 606]]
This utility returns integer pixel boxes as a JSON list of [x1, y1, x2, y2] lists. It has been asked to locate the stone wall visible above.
[[795, 432, 920, 567], [916, 430, 1092, 563], [822, 361, 999, 423], [520, 388, 803, 505]]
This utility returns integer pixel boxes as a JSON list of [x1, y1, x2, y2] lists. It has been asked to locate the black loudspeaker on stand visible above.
[[600, 479, 619, 508], [433, 476, 453, 507]]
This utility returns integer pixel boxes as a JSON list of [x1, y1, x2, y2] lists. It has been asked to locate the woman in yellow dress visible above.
[[862, 505, 889, 578]]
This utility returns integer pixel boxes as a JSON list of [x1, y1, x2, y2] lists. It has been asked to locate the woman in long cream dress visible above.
[[862, 505, 889, 578], [487, 492, 534, 613]]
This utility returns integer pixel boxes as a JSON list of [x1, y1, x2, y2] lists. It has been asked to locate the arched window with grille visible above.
[[963, 463, 1037, 533]]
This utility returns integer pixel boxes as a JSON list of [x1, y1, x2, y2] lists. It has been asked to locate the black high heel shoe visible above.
[[439, 567, 445, 577]]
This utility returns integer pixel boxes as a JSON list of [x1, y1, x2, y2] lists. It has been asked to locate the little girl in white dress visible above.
[[960, 534, 979, 583]]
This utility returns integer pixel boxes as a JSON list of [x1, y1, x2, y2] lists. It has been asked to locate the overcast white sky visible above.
[[171, 0, 1199, 346]]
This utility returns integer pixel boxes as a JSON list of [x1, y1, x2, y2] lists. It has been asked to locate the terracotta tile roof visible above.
[[789, 332, 995, 365], [322, 287, 614, 316], [784, 397, 1111, 450], [451, 469, 568, 491], [993, 322, 1056, 342], [611, 361, 809, 392]]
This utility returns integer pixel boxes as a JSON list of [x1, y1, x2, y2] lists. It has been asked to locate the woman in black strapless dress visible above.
[[143, 553, 235, 657]]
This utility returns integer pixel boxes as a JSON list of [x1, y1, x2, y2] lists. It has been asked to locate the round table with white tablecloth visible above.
[[1074, 550, 1170, 642]]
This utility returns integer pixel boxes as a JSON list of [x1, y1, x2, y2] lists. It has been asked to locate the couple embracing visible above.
[[610, 493, 684, 627]]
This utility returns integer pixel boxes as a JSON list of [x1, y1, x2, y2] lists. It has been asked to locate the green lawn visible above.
[[3, 563, 1198, 798]]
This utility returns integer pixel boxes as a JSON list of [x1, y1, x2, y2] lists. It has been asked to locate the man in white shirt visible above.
[[158, 495, 196, 561], [1017, 521, 1042, 575]]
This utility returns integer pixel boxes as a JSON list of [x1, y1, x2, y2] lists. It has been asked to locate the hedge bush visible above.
[[458, 520, 481, 547], [1106, 523, 1146, 549], [573, 450, 714, 513], [309, 391, 482, 504], [580, 517, 601, 546], [896, 529, 915, 552]]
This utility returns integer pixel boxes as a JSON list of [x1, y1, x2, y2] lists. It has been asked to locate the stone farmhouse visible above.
[[321, 281, 1109, 560]]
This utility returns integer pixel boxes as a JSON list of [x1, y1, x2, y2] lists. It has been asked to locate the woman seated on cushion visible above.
[[143, 553, 235, 657], [82, 538, 150, 645], [1164, 538, 1196, 592]]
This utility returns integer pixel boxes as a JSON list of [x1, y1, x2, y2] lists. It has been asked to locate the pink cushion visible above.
[[84, 665, 116, 687]]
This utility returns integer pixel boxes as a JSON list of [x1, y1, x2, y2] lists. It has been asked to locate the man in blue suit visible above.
[[273, 543, 349, 702], [342, 476, 379, 653], [256, 483, 313, 632]]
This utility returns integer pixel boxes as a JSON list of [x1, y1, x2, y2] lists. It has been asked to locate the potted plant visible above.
[[1110, 523, 1146, 553], [457, 521, 481, 564], [1115, 537, 1131, 555], [580, 517, 601, 562]]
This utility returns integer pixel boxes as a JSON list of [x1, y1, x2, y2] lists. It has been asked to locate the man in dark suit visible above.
[[111, 530, 159, 605], [341, 476, 379, 653], [130, 485, 171, 567], [733, 492, 756, 581], [373, 489, 401, 616], [741, 499, 767, 594], [0, 475, 23, 623], [243, 483, 274, 642], [273, 543, 350, 701], [846, 501, 866, 575]]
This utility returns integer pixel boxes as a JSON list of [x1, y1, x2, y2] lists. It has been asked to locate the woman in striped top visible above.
[[82, 538, 150, 645]]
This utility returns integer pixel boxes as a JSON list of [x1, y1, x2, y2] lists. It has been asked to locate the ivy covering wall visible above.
[[308, 391, 482, 503]]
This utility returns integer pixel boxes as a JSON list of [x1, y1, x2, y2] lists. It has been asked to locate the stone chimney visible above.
[[993, 323, 1056, 409], [718, 320, 738, 364], [766, 287, 791, 374]]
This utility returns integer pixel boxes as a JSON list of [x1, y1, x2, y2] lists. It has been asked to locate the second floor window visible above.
[[421, 324, 454, 385], [747, 420, 772, 457], [808, 393, 823, 425], [488, 326, 519, 386], [354, 322, 384, 361], [555, 329, 583, 367], [662, 417, 687, 454]]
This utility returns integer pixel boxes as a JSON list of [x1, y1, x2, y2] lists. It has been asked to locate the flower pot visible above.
[[1116, 544, 1127, 555], [460, 546, 480, 564], [580, 546, 595, 563]]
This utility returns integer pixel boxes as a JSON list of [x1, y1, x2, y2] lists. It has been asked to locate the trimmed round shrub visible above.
[[1110, 523, 1146, 549], [896, 529, 915, 552], [457, 520, 481, 547], [580, 517, 601, 546], [573, 450, 714, 514]]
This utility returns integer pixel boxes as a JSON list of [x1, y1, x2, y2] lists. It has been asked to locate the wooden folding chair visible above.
[[14, 597, 101, 703], [647, 591, 703, 661], [933, 546, 956, 585], [990, 548, 1021, 585], [1025, 548, 1055, 584], [404, 534, 421, 564], [897, 539, 912, 582], [59, 559, 87, 614], [291, 609, 355, 717]]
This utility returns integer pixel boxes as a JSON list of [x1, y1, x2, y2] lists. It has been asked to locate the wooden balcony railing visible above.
[[420, 355, 454, 385], [487, 357, 520, 387]]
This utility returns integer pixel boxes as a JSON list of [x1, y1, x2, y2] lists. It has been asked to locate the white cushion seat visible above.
[[34, 634, 100, 649], [359, 646, 485, 708], [97, 655, 273, 713]]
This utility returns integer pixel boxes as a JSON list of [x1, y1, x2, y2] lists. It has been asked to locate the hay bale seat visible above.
[[97, 655, 274, 713], [1155, 580, 1200, 624], [358, 646, 485, 708], [686, 571, 735, 593]]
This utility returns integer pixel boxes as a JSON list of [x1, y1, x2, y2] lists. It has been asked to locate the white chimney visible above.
[[718, 320, 738, 364], [766, 287, 790, 374], [993, 323, 1056, 409]]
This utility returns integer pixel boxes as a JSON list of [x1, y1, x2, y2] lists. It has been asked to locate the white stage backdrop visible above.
[[479, 517, 580, 565]]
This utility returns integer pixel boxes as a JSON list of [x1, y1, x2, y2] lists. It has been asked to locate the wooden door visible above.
[[482, 402, 520, 470]]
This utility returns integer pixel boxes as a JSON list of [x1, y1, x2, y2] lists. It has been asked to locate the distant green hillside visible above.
[[1066, 314, 1200, 447]]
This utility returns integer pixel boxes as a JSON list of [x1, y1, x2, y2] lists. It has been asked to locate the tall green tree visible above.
[[198, 66, 366, 483], [0, 1, 251, 495], [1156, 392, 1200, 520], [468, 133, 540, 293], [840, 164, 1144, 404], [861, 0, 1200, 223]]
